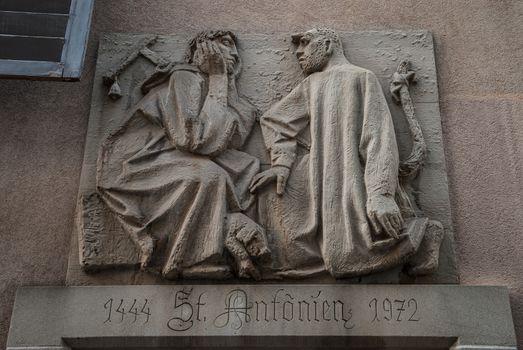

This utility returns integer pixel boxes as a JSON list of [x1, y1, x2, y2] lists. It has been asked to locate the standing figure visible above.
[[97, 31, 269, 280], [250, 28, 441, 278]]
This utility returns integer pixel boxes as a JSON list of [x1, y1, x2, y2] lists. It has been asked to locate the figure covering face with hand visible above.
[[97, 31, 270, 280], [251, 28, 439, 278]]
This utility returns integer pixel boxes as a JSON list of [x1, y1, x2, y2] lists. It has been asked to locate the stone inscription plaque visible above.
[[103, 286, 415, 332], [7, 285, 517, 349]]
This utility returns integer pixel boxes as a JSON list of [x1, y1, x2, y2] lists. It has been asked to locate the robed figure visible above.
[[97, 31, 269, 280], [251, 28, 440, 278]]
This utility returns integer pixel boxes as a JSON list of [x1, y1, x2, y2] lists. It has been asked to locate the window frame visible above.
[[0, 0, 94, 80]]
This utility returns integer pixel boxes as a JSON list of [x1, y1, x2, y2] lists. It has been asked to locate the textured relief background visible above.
[[0, 0, 521, 348], [67, 30, 457, 285]]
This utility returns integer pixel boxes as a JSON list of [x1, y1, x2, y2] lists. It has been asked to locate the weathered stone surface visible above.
[[1, 1, 522, 348], [6, 285, 517, 349], [68, 29, 457, 284]]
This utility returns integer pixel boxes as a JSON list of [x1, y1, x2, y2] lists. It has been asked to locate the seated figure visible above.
[[97, 30, 270, 280]]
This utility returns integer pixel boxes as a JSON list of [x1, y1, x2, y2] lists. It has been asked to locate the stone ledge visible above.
[[7, 285, 517, 349]]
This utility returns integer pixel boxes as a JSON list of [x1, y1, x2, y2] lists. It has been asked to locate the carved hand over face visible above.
[[249, 166, 290, 195], [194, 40, 227, 76], [367, 195, 404, 239]]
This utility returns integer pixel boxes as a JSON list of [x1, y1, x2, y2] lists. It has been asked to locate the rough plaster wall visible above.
[[0, 0, 521, 348]]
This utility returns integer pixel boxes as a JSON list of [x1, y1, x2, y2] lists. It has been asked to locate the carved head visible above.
[[291, 28, 343, 74], [186, 30, 241, 77], [236, 226, 271, 261]]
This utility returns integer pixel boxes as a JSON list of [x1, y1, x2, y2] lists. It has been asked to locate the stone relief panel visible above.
[[68, 29, 458, 285]]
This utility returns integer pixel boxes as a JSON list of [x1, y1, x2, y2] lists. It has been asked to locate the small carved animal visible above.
[[225, 213, 271, 280]]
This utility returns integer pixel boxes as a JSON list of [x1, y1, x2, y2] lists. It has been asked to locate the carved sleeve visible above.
[[260, 81, 310, 169], [164, 70, 236, 156], [358, 71, 399, 199]]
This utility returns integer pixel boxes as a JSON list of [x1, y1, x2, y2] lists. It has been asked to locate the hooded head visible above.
[[185, 30, 242, 78]]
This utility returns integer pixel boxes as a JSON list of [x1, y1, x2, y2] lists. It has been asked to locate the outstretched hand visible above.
[[367, 195, 404, 239], [249, 166, 290, 195]]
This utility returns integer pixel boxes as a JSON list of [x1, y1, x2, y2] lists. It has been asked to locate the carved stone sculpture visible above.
[[96, 31, 269, 280], [74, 29, 455, 283], [250, 28, 443, 278]]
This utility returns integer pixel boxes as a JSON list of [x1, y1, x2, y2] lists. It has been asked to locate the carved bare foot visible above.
[[238, 259, 261, 281], [138, 236, 154, 270], [407, 220, 444, 276]]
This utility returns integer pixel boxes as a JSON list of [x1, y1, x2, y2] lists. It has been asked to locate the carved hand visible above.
[[249, 166, 290, 195], [195, 40, 226, 76], [366, 195, 404, 239]]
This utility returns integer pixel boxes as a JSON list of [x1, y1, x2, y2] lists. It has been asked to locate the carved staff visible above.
[[390, 59, 427, 177]]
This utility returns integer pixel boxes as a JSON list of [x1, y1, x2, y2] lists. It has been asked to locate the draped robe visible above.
[[260, 64, 423, 277], [97, 66, 259, 277]]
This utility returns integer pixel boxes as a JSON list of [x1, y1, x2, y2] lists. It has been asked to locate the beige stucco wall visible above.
[[0, 0, 521, 348]]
